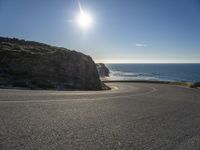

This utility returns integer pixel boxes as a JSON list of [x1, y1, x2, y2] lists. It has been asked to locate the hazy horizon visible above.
[[0, 0, 200, 63]]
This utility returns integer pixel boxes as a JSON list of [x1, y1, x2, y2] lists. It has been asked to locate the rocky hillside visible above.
[[0, 37, 104, 90]]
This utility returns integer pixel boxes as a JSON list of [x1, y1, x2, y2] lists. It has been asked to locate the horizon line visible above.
[[95, 61, 200, 64], [101, 62, 200, 64]]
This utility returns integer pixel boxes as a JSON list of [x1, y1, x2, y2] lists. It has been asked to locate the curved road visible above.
[[0, 82, 200, 150]]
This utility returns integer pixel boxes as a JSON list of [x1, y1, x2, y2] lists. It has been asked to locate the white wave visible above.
[[110, 71, 139, 77], [109, 70, 161, 81]]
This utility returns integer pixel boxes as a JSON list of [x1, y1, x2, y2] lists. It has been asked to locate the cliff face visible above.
[[0, 37, 102, 90], [96, 63, 110, 77]]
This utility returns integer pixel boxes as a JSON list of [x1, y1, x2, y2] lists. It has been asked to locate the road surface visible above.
[[0, 82, 200, 150]]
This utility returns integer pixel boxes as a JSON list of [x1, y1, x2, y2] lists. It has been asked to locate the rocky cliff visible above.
[[96, 63, 110, 77], [0, 37, 103, 90]]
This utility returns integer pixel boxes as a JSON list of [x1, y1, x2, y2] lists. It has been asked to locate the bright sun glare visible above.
[[76, 2, 93, 29]]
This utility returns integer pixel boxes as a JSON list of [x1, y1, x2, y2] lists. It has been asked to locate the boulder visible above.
[[96, 63, 110, 77], [0, 37, 103, 90], [191, 82, 200, 88]]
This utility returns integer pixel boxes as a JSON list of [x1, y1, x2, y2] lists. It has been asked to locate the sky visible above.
[[0, 0, 200, 63]]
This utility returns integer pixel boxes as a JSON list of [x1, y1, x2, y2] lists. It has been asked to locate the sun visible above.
[[77, 10, 93, 29], [76, 3, 93, 29]]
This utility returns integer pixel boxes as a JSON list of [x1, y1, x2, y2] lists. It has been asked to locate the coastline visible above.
[[101, 78, 200, 89], [0, 80, 199, 91], [105, 64, 200, 84]]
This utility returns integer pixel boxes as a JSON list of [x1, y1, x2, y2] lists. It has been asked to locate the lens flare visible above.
[[76, 2, 93, 29]]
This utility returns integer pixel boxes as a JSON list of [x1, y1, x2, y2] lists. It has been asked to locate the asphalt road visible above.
[[0, 82, 200, 150]]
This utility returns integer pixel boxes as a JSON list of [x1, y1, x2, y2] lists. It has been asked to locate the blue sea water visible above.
[[106, 64, 200, 83]]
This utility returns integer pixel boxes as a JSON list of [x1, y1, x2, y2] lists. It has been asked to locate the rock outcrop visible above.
[[0, 37, 103, 90], [191, 82, 200, 88], [96, 63, 110, 77]]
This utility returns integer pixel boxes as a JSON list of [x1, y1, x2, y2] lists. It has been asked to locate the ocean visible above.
[[106, 64, 200, 83]]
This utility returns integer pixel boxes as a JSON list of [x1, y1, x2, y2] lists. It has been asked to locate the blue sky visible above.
[[0, 0, 200, 63]]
